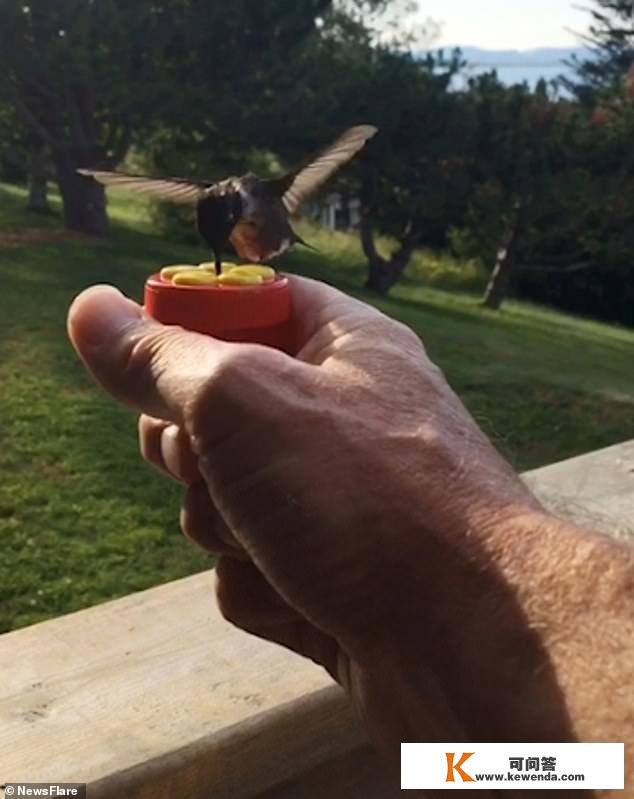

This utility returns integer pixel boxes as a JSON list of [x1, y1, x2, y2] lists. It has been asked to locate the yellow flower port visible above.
[[160, 263, 276, 286]]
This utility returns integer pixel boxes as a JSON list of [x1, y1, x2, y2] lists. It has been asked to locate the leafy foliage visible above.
[[0, 0, 333, 232], [565, 0, 634, 101], [445, 71, 634, 321]]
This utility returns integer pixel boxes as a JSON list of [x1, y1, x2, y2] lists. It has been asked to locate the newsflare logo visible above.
[[401, 743, 625, 791]]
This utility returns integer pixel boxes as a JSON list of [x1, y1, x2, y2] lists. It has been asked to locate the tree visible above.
[[24, 133, 51, 214], [0, 1, 193, 234], [479, 80, 569, 309], [261, 9, 468, 295], [452, 77, 581, 310], [0, 101, 51, 212], [565, 0, 634, 101], [0, 100, 25, 181], [515, 86, 634, 326], [281, 12, 470, 295], [0, 0, 332, 235], [453, 70, 634, 322]]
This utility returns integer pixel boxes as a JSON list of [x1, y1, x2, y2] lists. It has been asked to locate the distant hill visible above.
[[433, 46, 594, 88]]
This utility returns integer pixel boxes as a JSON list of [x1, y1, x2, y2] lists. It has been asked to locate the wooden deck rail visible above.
[[1, 440, 633, 798]]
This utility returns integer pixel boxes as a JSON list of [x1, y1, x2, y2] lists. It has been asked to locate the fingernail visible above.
[[68, 285, 143, 350]]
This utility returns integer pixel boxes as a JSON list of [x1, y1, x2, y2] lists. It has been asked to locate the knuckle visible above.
[[125, 329, 162, 377], [184, 346, 262, 432], [344, 309, 424, 358], [212, 346, 259, 384], [384, 317, 425, 353], [116, 328, 173, 405]]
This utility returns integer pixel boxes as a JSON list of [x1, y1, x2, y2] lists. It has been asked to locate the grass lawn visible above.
[[0, 181, 632, 633]]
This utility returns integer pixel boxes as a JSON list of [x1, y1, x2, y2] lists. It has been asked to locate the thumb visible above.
[[67, 284, 232, 424]]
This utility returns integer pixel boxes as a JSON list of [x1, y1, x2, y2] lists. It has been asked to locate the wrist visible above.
[[349, 507, 591, 741]]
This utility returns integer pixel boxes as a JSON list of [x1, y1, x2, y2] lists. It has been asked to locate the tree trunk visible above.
[[54, 156, 108, 236], [27, 176, 49, 214], [482, 249, 517, 310], [361, 213, 416, 296], [365, 253, 412, 294], [26, 147, 50, 214], [482, 201, 528, 310]]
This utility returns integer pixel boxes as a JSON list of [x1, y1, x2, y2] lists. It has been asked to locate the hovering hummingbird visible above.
[[78, 125, 377, 274]]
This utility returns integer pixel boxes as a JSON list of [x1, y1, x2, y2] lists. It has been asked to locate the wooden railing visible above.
[[1, 441, 633, 798]]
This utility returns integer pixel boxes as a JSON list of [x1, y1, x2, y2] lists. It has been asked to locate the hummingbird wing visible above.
[[278, 125, 378, 214], [77, 170, 207, 205]]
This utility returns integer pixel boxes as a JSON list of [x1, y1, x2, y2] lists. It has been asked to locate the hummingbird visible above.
[[78, 125, 377, 274]]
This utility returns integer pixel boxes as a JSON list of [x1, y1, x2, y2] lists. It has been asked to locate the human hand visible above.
[[67, 276, 570, 762]]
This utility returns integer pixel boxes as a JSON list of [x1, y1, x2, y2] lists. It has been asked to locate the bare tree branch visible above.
[[6, 85, 57, 148]]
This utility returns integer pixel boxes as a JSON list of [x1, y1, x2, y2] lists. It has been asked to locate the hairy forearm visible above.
[[503, 515, 634, 745], [352, 510, 633, 781]]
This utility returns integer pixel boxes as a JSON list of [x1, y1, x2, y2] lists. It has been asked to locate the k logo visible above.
[[446, 751, 476, 782]]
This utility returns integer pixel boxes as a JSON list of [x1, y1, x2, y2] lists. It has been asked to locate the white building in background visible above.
[[310, 192, 362, 231]]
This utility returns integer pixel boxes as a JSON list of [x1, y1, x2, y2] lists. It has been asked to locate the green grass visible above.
[[0, 182, 632, 633]]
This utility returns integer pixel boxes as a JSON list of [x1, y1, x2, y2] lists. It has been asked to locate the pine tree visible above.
[[566, 0, 634, 102]]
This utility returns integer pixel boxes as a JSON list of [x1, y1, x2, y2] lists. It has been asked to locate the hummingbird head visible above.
[[197, 190, 242, 245]]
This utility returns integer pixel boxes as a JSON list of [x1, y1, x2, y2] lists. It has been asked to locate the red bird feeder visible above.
[[144, 269, 293, 353]]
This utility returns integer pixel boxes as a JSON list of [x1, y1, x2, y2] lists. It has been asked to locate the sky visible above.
[[417, 0, 590, 50]]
